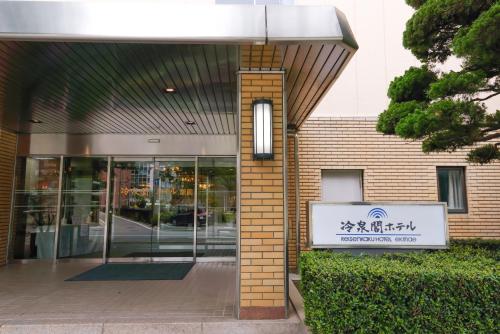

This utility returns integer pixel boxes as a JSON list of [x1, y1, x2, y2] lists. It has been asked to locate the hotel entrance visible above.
[[10, 155, 236, 263], [0, 2, 358, 321]]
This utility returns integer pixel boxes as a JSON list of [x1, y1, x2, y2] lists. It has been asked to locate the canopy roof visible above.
[[0, 1, 357, 134]]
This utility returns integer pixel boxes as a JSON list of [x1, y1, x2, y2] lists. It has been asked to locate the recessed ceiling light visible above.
[[164, 87, 177, 94], [33, 157, 55, 160], [29, 119, 42, 124], [185, 120, 196, 126]]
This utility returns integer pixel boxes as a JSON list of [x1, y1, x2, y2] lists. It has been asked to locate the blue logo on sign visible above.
[[367, 208, 388, 219]]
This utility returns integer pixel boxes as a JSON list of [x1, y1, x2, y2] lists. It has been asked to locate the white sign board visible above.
[[309, 202, 448, 249]]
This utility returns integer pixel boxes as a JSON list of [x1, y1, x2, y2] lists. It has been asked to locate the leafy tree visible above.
[[377, 0, 500, 164]]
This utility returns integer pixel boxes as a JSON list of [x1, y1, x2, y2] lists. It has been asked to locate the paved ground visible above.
[[0, 262, 235, 321], [0, 262, 305, 333]]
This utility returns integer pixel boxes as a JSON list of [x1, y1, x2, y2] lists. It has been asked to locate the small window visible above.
[[321, 170, 363, 202], [437, 167, 467, 213]]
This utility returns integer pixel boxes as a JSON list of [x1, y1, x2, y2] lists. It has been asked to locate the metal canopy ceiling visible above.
[[0, 42, 238, 134], [0, 1, 357, 135]]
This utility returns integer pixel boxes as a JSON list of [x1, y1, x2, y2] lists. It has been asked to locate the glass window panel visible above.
[[108, 160, 155, 258], [108, 158, 196, 259], [196, 157, 237, 257], [58, 157, 108, 259], [11, 157, 60, 260], [11, 155, 238, 261], [437, 167, 467, 213], [153, 160, 195, 258], [321, 170, 363, 202]]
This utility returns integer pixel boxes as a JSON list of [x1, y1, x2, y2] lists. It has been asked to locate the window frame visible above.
[[320, 169, 364, 202], [436, 166, 468, 214]]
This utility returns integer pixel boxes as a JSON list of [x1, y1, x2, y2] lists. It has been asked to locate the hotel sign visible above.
[[309, 202, 448, 249]]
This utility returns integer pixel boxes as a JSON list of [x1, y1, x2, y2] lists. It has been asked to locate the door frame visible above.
[[105, 156, 197, 263]]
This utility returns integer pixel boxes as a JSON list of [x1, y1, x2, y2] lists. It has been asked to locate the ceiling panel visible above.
[[0, 42, 238, 135], [0, 41, 353, 135]]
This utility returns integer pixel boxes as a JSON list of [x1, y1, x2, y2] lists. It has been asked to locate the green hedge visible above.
[[450, 238, 500, 254], [300, 242, 499, 333]]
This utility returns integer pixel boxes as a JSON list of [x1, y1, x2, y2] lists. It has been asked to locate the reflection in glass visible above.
[[108, 160, 154, 258], [12, 157, 60, 259], [58, 158, 108, 258], [108, 159, 196, 258], [196, 157, 236, 257], [10, 156, 237, 261], [153, 160, 195, 257]]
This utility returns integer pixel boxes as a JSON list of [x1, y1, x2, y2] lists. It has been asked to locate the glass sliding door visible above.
[[11, 157, 60, 260], [10, 155, 237, 262], [108, 159, 155, 258], [196, 157, 236, 258], [107, 158, 195, 260], [57, 157, 108, 259], [153, 159, 195, 258]]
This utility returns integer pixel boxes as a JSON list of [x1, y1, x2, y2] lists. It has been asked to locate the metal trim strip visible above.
[[5, 133, 18, 264], [52, 156, 64, 263], [235, 72, 242, 320], [196, 257, 236, 263], [102, 156, 111, 264], [107, 257, 194, 263], [282, 72, 289, 318], [17, 134, 238, 156], [193, 156, 199, 262]]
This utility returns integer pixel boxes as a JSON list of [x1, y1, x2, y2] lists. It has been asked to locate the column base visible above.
[[239, 306, 286, 320]]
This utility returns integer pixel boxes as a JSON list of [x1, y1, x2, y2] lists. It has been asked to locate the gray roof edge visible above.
[[0, 1, 357, 46], [265, 5, 358, 48], [334, 7, 359, 50]]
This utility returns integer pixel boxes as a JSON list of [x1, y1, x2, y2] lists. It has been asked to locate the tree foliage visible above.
[[377, 0, 500, 164]]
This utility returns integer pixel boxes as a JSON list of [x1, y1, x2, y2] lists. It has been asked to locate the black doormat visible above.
[[65, 263, 194, 281]]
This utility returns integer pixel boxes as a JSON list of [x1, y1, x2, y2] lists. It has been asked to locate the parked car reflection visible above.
[[155, 206, 209, 227]]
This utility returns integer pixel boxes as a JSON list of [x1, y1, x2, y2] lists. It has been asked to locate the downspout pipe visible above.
[[287, 127, 300, 271]]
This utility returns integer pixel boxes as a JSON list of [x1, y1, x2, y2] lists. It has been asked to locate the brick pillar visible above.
[[238, 71, 287, 320], [0, 129, 17, 265]]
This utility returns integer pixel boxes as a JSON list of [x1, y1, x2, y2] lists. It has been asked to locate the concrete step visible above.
[[0, 312, 307, 334]]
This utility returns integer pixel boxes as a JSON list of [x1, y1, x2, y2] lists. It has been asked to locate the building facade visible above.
[[0, 1, 498, 325], [287, 117, 500, 271]]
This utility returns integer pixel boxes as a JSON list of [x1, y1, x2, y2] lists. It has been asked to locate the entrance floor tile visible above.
[[0, 262, 306, 333], [0, 262, 236, 322]]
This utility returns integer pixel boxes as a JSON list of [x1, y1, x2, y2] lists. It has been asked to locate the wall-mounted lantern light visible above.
[[252, 99, 273, 160]]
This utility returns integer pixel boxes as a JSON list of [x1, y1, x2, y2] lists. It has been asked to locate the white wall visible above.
[[295, 0, 498, 117], [294, 0, 418, 117]]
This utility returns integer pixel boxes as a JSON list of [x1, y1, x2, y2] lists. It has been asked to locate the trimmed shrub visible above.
[[450, 238, 500, 254], [300, 244, 499, 333]]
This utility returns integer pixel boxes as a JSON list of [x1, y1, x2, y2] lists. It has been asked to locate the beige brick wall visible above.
[[239, 72, 286, 319], [288, 117, 500, 267], [0, 129, 16, 265]]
